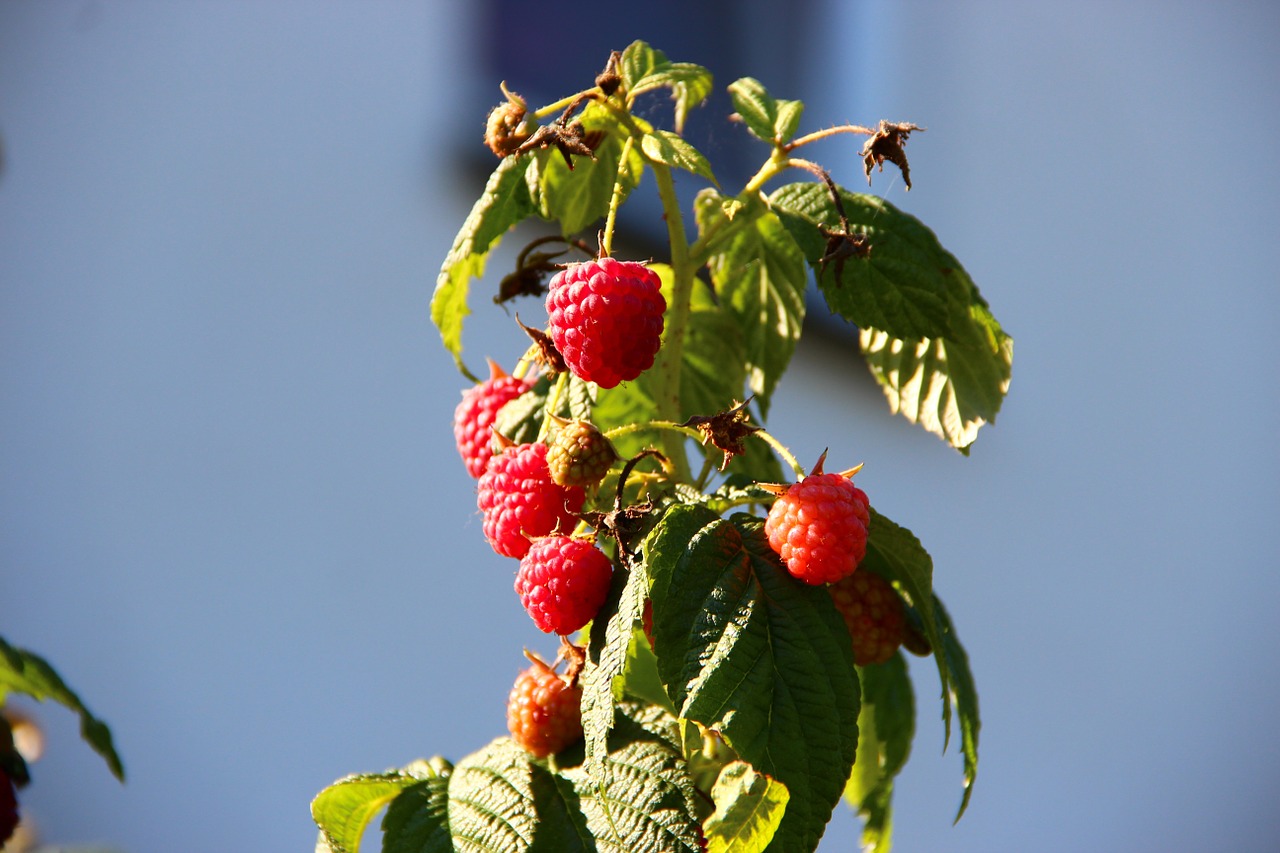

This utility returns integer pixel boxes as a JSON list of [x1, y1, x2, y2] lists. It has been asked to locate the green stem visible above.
[[687, 150, 792, 270], [649, 162, 695, 482], [601, 136, 634, 257], [753, 429, 806, 480], [603, 420, 703, 443]]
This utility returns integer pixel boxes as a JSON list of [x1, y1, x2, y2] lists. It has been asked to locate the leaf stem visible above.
[[783, 123, 876, 152]]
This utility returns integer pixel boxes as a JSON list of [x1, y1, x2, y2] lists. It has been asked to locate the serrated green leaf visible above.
[[768, 182, 1013, 450], [534, 103, 645, 237], [640, 130, 716, 184], [860, 509, 951, 744], [726, 78, 804, 146], [726, 78, 775, 143], [583, 561, 650, 773], [382, 775, 453, 853], [698, 193, 807, 418], [859, 307, 1013, 453], [620, 42, 713, 134], [431, 155, 537, 371], [844, 654, 916, 853], [560, 708, 704, 852], [643, 507, 859, 852], [446, 739, 539, 851], [767, 182, 952, 340], [311, 772, 419, 853], [704, 761, 789, 853], [932, 596, 980, 822], [0, 635, 124, 782]]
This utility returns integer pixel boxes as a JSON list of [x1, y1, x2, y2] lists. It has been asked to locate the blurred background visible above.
[[2, 1, 1278, 850]]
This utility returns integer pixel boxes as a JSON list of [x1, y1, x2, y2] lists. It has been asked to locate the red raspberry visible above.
[[830, 570, 905, 666], [0, 768, 16, 846], [545, 257, 666, 388], [515, 536, 613, 635], [545, 418, 618, 488], [477, 442, 585, 558], [764, 467, 870, 585], [453, 359, 534, 478], [506, 655, 583, 757]]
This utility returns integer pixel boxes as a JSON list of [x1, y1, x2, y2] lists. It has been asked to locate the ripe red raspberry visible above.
[[0, 768, 16, 846], [516, 536, 613, 635], [506, 655, 583, 757], [545, 418, 618, 488], [545, 257, 665, 388], [454, 359, 534, 479], [764, 461, 870, 585], [478, 442, 585, 559], [830, 570, 906, 666]]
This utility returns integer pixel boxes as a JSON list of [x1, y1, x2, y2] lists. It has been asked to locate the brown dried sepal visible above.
[[816, 225, 872, 284], [484, 82, 533, 158], [595, 50, 623, 98], [681, 399, 758, 471], [861, 120, 923, 190], [581, 450, 666, 556], [515, 95, 600, 171], [515, 315, 567, 374]]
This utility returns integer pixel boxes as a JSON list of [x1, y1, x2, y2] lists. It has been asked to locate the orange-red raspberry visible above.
[[515, 536, 613, 635], [545, 258, 665, 388], [477, 443, 585, 559], [506, 657, 583, 758], [453, 361, 533, 478], [830, 570, 906, 666], [764, 472, 870, 585]]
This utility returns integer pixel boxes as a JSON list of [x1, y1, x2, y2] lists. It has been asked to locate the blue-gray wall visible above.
[[2, 2, 1277, 851]]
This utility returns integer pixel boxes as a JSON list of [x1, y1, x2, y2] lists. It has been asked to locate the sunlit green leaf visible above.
[[844, 654, 915, 853], [643, 506, 859, 852], [0, 635, 124, 782], [535, 103, 645, 236], [727, 78, 804, 146], [697, 192, 807, 417], [641, 130, 716, 185], [431, 155, 537, 371], [933, 596, 980, 822], [312, 772, 419, 853], [620, 41, 713, 134], [704, 761, 789, 853]]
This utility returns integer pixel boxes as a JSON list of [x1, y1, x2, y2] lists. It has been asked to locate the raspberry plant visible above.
[[313, 41, 1012, 853]]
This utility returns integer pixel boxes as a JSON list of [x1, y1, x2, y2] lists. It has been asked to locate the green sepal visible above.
[[0, 635, 124, 782], [431, 154, 537, 372]]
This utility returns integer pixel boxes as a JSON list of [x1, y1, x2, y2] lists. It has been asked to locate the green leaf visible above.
[[726, 78, 804, 146], [381, 773, 453, 853], [844, 655, 916, 853], [860, 509, 951, 743], [446, 739, 540, 851], [933, 596, 980, 822], [704, 761, 790, 853], [767, 181, 1013, 451], [0, 635, 125, 782], [559, 707, 704, 852], [697, 193, 807, 418], [860, 305, 1013, 453], [431, 154, 537, 371], [312, 772, 420, 853], [582, 560, 650, 772], [767, 182, 952, 340], [640, 130, 716, 185], [534, 102, 645, 236], [643, 506, 860, 852], [619, 41, 713, 134]]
